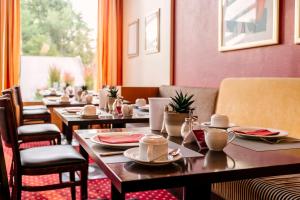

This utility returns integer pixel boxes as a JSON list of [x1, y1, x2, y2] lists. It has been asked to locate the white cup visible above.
[[148, 97, 170, 130], [210, 114, 229, 128], [60, 94, 69, 102], [139, 134, 168, 161], [121, 104, 133, 116], [204, 128, 235, 151], [82, 105, 97, 116], [85, 94, 93, 104], [135, 98, 147, 107], [99, 89, 108, 109]]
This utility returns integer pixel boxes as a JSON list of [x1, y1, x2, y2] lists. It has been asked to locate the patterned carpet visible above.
[[3, 141, 178, 200]]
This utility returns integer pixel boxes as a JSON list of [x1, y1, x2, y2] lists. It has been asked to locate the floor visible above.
[[3, 140, 178, 200]]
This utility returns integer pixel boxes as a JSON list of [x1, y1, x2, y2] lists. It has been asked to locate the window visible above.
[[20, 0, 98, 101]]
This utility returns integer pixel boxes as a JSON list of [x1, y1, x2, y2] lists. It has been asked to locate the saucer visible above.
[[201, 122, 236, 129], [79, 113, 99, 119], [59, 101, 71, 104], [124, 147, 182, 166]]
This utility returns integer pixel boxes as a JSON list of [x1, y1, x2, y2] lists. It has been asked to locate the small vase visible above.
[[107, 97, 116, 112], [164, 111, 189, 137]]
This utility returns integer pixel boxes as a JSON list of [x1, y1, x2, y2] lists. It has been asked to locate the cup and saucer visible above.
[[201, 114, 235, 129], [79, 105, 99, 119], [59, 94, 71, 104], [124, 134, 182, 166]]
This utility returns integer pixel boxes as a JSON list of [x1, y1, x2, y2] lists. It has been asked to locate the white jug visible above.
[[204, 128, 235, 151]]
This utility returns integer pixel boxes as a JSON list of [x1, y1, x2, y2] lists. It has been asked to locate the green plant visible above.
[[107, 86, 119, 98], [48, 65, 61, 87], [81, 85, 88, 91], [169, 90, 194, 113]]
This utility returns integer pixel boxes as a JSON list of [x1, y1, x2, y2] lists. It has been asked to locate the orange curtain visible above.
[[0, 0, 20, 91], [97, 0, 122, 89]]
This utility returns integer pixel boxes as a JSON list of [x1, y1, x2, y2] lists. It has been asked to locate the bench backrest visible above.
[[159, 85, 218, 123], [216, 78, 300, 138]]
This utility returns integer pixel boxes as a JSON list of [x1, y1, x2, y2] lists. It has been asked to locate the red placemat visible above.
[[96, 134, 144, 144], [235, 129, 279, 136]]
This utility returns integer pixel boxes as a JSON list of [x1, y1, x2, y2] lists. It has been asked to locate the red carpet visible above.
[[3, 141, 178, 200]]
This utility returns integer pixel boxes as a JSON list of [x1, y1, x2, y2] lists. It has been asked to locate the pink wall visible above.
[[174, 0, 300, 88]]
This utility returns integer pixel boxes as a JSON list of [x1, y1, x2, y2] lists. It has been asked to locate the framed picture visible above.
[[218, 0, 279, 51], [295, 0, 300, 44], [128, 19, 139, 57], [145, 9, 160, 54]]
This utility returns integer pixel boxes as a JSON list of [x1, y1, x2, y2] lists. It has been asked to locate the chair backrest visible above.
[[2, 89, 20, 126], [0, 132, 10, 200], [0, 96, 20, 166], [13, 86, 24, 124]]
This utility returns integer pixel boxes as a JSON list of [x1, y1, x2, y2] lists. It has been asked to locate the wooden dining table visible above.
[[54, 108, 149, 144], [74, 127, 300, 200]]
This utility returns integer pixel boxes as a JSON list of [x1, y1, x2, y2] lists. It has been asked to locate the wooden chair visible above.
[[0, 133, 10, 200], [13, 86, 51, 125], [2, 89, 61, 145], [2, 90, 62, 187], [0, 96, 88, 200]]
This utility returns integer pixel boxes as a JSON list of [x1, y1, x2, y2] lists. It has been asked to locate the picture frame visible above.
[[128, 19, 139, 57], [218, 0, 279, 52], [145, 9, 160, 54], [295, 0, 300, 44]]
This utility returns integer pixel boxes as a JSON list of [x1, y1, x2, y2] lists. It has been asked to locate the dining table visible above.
[[74, 127, 300, 200], [54, 108, 149, 144]]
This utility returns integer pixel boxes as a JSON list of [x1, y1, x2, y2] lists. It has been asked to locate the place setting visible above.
[[89, 131, 183, 166], [229, 126, 300, 151]]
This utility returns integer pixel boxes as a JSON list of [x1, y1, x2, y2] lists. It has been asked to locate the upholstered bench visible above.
[[121, 85, 218, 128], [212, 78, 300, 200]]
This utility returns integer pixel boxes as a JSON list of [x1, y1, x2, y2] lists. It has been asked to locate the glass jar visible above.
[[181, 117, 193, 138]]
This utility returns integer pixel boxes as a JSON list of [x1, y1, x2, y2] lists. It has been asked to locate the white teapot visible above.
[[121, 104, 133, 117], [204, 128, 235, 151]]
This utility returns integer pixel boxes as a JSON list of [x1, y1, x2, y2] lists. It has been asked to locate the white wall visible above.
[[122, 0, 172, 86]]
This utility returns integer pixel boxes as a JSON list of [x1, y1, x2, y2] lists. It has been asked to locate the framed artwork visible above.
[[295, 0, 300, 44], [218, 0, 279, 51], [128, 19, 139, 57], [145, 9, 160, 54]]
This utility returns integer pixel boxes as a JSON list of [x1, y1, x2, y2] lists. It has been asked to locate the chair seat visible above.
[[20, 145, 85, 168], [18, 124, 60, 136], [23, 105, 47, 110], [23, 109, 50, 116]]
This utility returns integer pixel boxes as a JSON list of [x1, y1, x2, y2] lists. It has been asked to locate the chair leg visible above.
[[9, 161, 14, 186], [80, 166, 88, 200], [12, 172, 22, 200], [57, 134, 61, 145], [59, 172, 63, 183], [70, 171, 76, 200]]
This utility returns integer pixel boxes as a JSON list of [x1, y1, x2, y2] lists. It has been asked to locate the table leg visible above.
[[79, 145, 89, 160], [183, 183, 211, 200], [62, 123, 73, 144], [111, 184, 125, 200], [112, 123, 126, 128]]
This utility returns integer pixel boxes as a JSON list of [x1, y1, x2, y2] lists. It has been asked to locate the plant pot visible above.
[[164, 111, 189, 137], [107, 97, 116, 112]]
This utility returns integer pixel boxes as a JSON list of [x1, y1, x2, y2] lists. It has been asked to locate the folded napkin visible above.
[[97, 134, 144, 144], [235, 129, 279, 136]]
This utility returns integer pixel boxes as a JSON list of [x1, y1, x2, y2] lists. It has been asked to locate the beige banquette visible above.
[[122, 77, 300, 199]]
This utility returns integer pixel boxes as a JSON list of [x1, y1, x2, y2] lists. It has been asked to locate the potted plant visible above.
[[107, 86, 119, 112], [164, 90, 194, 137]]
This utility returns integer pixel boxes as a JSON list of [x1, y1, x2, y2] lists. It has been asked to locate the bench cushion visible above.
[[216, 78, 300, 138], [213, 174, 300, 200], [159, 85, 218, 123]]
